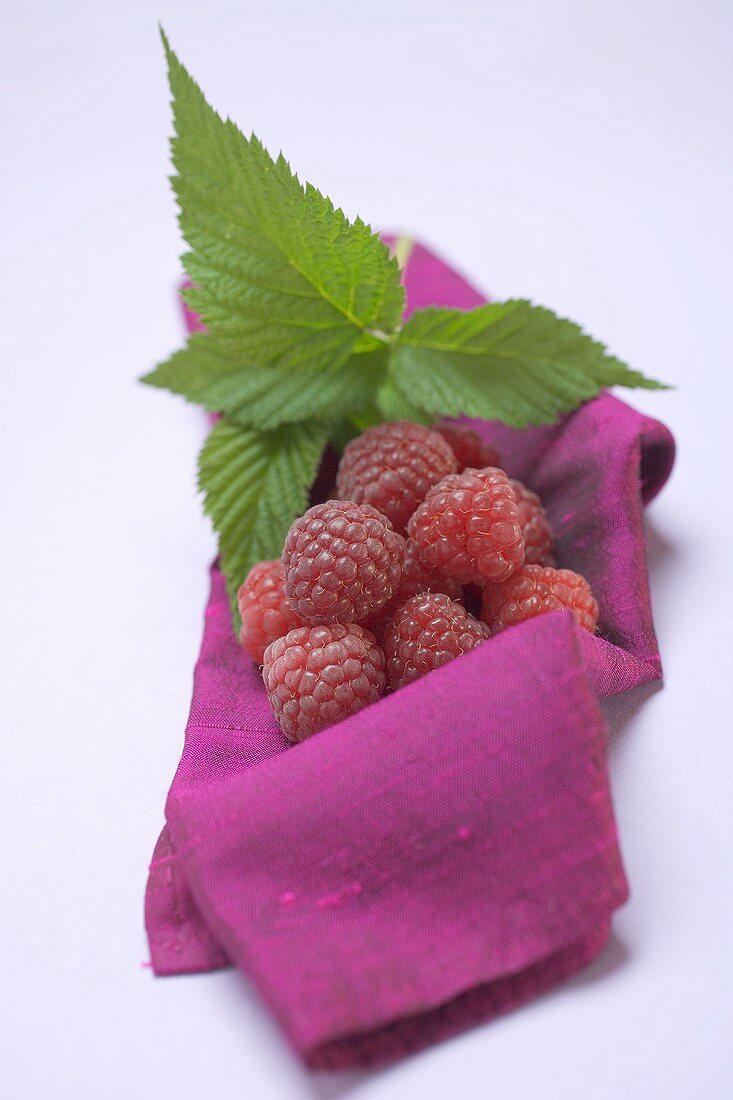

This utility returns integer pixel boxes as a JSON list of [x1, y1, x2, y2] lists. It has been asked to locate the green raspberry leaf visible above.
[[375, 378, 434, 425], [143, 335, 388, 430], [198, 418, 327, 629], [388, 301, 668, 427], [162, 31, 404, 373]]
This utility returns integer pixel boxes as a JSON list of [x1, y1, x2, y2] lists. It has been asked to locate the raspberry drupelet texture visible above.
[[383, 592, 490, 691], [361, 540, 463, 642], [336, 420, 457, 534], [437, 423, 501, 472], [408, 467, 525, 585], [237, 560, 304, 665], [282, 500, 405, 626], [510, 479, 556, 567], [263, 623, 386, 741], [481, 564, 599, 635]]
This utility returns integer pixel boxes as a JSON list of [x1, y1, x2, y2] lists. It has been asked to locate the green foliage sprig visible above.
[[143, 31, 666, 629]]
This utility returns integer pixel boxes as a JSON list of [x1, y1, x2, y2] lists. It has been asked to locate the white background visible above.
[[2, 1, 732, 1097]]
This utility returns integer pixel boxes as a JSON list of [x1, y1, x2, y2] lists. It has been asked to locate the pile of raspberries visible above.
[[237, 421, 599, 742]]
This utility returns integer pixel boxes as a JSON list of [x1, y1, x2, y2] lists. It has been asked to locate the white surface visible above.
[[2, 1, 732, 1097]]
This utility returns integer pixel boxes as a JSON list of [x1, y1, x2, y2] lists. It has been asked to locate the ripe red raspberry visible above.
[[237, 560, 304, 664], [383, 592, 490, 691], [481, 564, 599, 635], [282, 500, 405, 625], [510, 479, 555, 567], [408, 467, 525, 585], [336, 420, 457, 533], [437, 423, 501, 472], [263, 623, 386, 741], [361, 540, 463, 642]]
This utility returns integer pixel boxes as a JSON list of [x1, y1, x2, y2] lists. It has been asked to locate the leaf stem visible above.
[[392, 235, 415, 271]]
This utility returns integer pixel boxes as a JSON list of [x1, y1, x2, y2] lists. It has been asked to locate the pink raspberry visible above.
[[437, 423, 501, 472], [481, 564, 599, 635], [510, 479, 555, 567], [282, 500, 405, 625], [361, 540, 463, 642], [263, 623, 386, 741], [408, 467, 525, 585], [336, 420, 457, 533], [383, 592, 490, 691], [237, 560, 304, 664]]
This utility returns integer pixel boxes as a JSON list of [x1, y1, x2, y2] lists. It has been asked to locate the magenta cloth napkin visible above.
[[145, 242, 675, 1068]]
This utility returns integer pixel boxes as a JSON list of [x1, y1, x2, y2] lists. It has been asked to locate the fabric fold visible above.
[[163, 611, 627, 1067]]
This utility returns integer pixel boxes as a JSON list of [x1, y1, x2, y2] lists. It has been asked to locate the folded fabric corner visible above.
[[162, 611, 627, 1066]]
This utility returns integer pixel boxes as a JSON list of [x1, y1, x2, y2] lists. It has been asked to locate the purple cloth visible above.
[[145, 242, 674, 1067]]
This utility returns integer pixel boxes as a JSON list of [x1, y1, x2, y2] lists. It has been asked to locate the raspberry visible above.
[[408, 467, 525, 585], [336, 420, 457, 533], [437, 423, 501, 472], [361, 540, 463, 642], [282, 500, 405, 625], [383, 592, 490, 691], [237, 560, 304, 664], [262, 623, 386, 741], [510, 479, 555, 567], [481, 564, 599, 635]]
